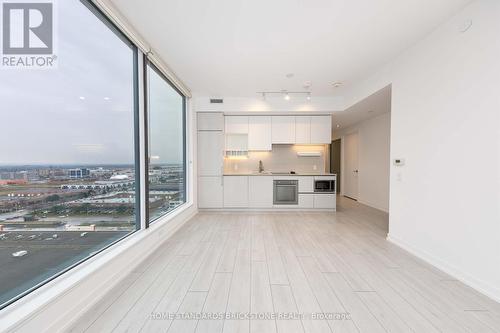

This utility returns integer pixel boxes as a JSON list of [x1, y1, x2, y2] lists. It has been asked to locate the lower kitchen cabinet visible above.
[[223, 176, 249, 208], [198, 176, 223, 208], [298, 194, 314, 208], [249, 176, 273, 208], [313, 194, 336, 209]]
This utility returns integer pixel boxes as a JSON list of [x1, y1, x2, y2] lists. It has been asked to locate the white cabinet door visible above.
[[248, 116, 272, 151], [298, 194, 314, 208], [295, 116, 311, 144], [297, 177, 314, 193], [223, 176, 249, 208], [198, 131, 223, 176], [225, 134, 248, 151], [197, 112, 223, 131], [248, 176, 273, 208], [310, 116, 332, 144], [198, 176, 223, 208], [313, 194, 336, 209], [225, 116, 248, 134], [272, 116, 296, 144]]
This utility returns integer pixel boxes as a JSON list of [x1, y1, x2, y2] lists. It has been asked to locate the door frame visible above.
[[340, 130, 359, 200]]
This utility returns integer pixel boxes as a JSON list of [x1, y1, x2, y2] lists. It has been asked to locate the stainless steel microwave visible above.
[[314, 179, 335, 193]]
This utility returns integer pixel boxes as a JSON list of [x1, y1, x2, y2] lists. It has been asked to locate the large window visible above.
[[146, 63, 186, 222], [0, 1, 139, 308]]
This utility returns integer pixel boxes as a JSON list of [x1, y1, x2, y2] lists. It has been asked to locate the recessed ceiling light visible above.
[[104, 97, 110, 101], [336, 124, 341, 128], [79, 96, 85, 100], [332, 82, 343, 88]]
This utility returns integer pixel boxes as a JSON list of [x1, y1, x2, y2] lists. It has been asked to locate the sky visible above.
[[0, 0, 183, 165]]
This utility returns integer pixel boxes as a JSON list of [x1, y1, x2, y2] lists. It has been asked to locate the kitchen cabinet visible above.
[[225, 116, 248, 134], [248, 176, 273, 208], [310, 115, 332, 144], [313, 194, 336, 209], [198, 131, 224, 176], [295, 116, 311, 144], [198, 176, 223, 208], [297, 177, 314, 193], [225, 134, 248, 151], [197, 112, 224, 131], [248, 116, 272, 151], [298, 194, 314, 208], [223, 176, 249, 208], [272, 116, 296, 144]]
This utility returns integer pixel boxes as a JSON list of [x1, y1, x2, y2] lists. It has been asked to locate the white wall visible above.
[[335, 113, 391, 212], [344, 0, 500, 301]]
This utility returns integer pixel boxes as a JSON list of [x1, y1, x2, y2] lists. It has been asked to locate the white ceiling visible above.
[[333, 84, 391, 129], [110, 0, 471, 97]]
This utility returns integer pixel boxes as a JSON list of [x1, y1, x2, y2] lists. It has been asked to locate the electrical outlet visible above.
[[313, 165, 317, 171], [234, 164, 238, 171]]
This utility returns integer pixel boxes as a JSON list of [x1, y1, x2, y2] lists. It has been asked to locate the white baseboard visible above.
[[199, 208, 336, 212], [357, 199, 389, 213], [387, 233, 500, 303]]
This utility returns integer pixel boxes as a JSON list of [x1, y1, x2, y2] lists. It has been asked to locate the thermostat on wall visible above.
[[393, 158, 405, 166]]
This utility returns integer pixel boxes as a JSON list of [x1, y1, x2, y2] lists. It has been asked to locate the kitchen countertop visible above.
[[223, 172, 337, 176]]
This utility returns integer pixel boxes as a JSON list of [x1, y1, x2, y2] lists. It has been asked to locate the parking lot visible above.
[[0, 230, 129, 306]]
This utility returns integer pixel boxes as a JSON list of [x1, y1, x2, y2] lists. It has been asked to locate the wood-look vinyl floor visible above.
[[69, 197, 500, 333]]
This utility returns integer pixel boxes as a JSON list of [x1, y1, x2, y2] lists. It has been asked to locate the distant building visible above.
[[0, 171, 28, 181], [68, 168, 90, 179]]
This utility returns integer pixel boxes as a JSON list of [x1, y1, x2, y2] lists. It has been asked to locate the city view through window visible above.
[[0, 1, 186, 307], [147, 64, 186, 222]]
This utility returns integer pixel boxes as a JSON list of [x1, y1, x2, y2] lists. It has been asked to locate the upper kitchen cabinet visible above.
[[272, 116, 296, 144], [197, 112, 224, 131], [310, 115, 332, 144], [225, 116, 248, 134], [295, 116, 311, 144], [248, 116, 272, 151]]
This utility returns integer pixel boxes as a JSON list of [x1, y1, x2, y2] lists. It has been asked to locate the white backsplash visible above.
[[224, 144, 328, 174]]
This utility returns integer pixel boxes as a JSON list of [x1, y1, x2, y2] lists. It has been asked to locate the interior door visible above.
[[344, 132, 359, 200]]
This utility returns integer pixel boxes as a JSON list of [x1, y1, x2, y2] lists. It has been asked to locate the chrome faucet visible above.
[[258, 160, 264, 173]]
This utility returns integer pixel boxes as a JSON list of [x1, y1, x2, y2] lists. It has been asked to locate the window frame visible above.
[[0, 0, 141, 310], [1, 0, 191, 310], [143, 57, 188, 227]]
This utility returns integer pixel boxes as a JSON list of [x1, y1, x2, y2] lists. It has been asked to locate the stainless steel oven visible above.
[[314, 179, 336, 193], [273, 180, 298, 205]]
